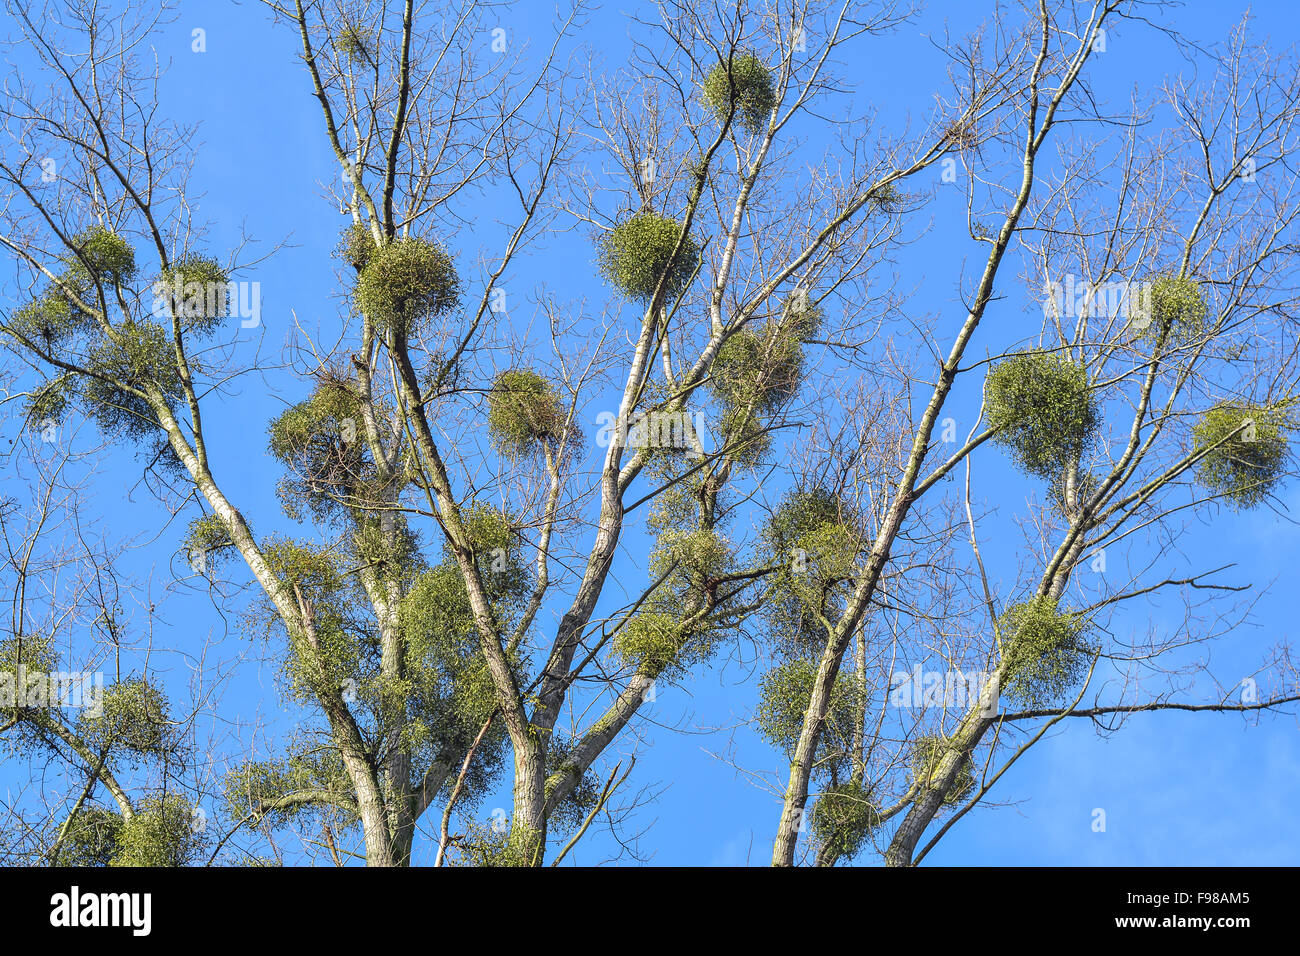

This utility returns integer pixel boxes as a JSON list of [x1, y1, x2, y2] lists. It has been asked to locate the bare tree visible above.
[[1, 0, 1296, 868]]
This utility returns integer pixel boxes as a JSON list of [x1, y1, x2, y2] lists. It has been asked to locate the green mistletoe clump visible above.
[[1144, 273, 1207, 342], [487, 368, 568, 456], [997, 596, 1092, 708], [354, 236, 460, 334], [986, 351, 1098, 480], [597, 212, 699, 302], [811, 781, 881, 860], [911, 735, 974, 806], [701, 52, 776, 133], [1191, 401, 1293, 509]]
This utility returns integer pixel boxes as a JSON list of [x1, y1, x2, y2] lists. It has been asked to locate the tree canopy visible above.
[[2, 0, 1299, 869]]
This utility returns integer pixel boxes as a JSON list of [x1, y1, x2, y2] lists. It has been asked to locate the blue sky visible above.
[[3, 0, 1299, 866]]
